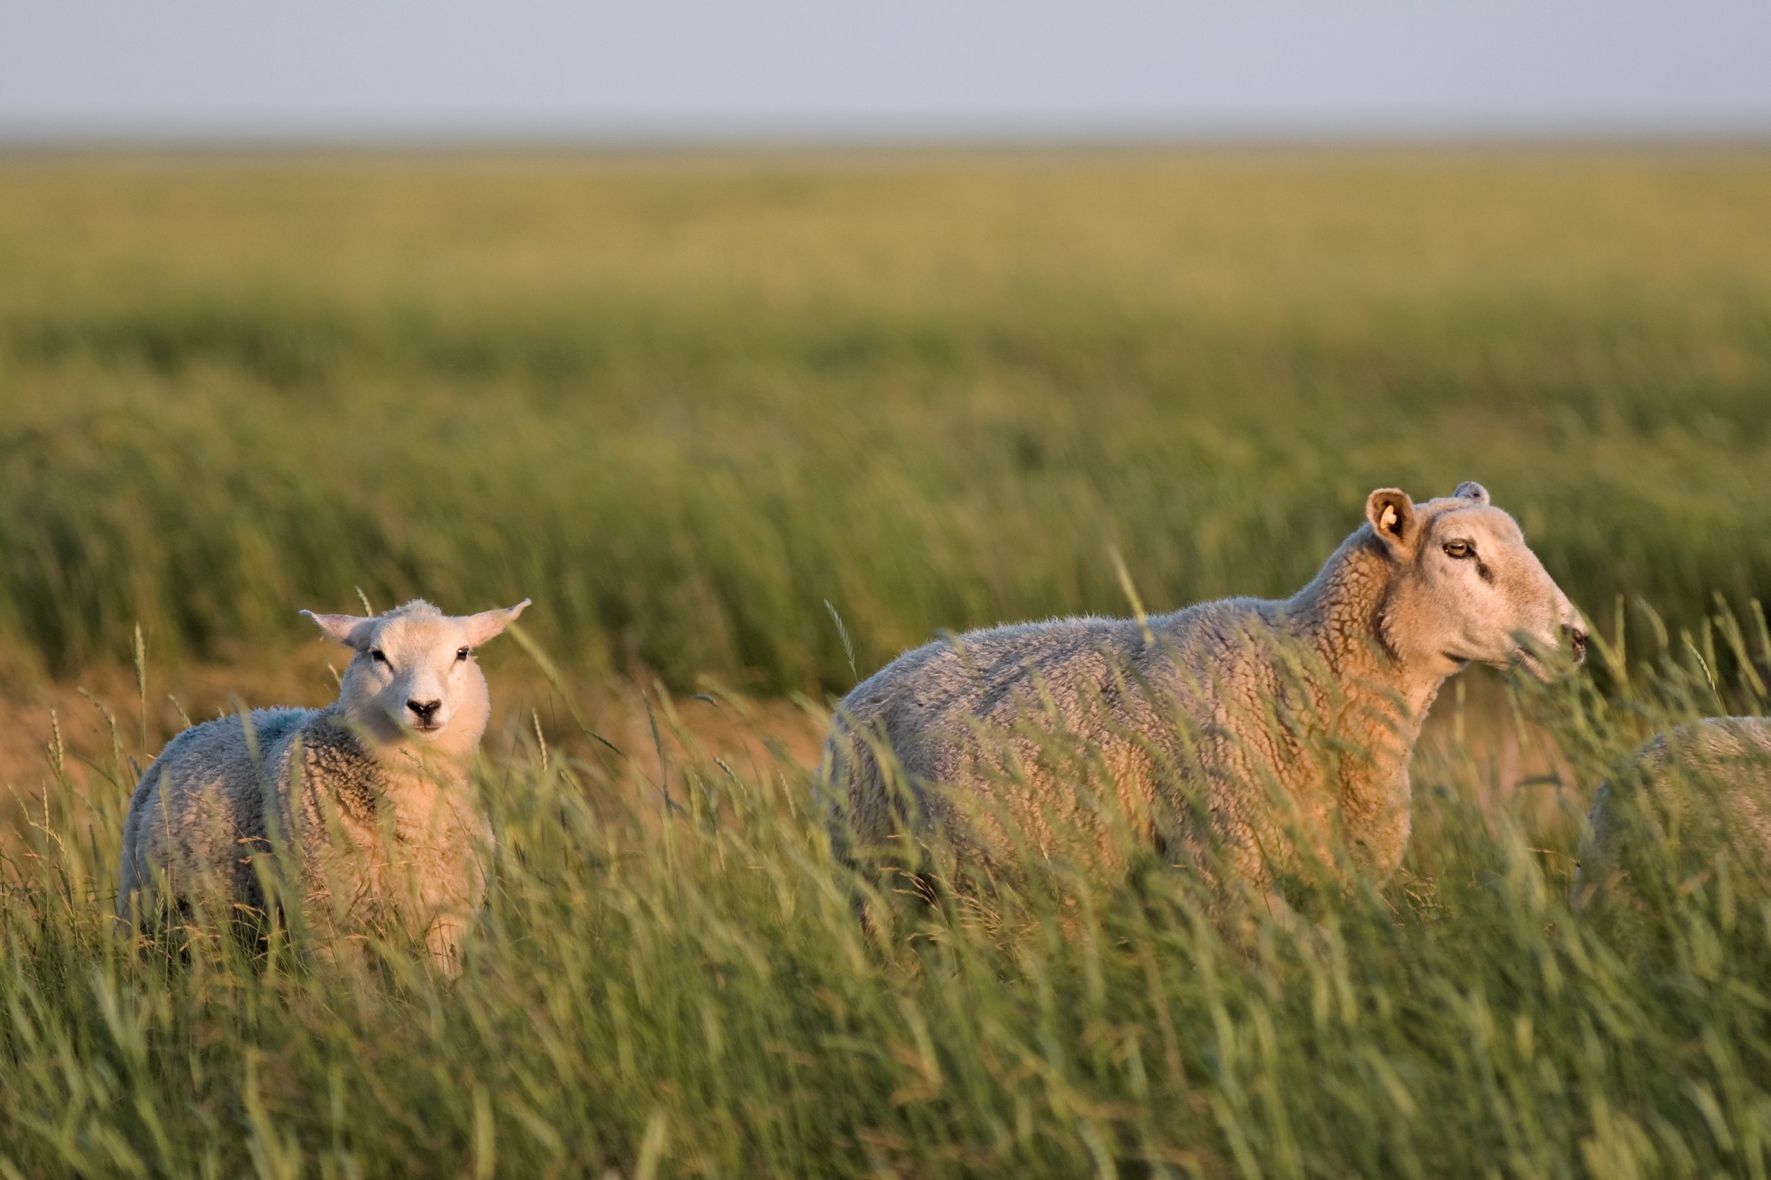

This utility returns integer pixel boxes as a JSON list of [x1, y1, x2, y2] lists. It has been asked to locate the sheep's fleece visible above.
[[822, 482, 1584, 898], [1573, 716, 1771, 913]]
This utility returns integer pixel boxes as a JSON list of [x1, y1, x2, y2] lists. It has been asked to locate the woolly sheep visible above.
[[117, 597, 530, 975], [822, 482, 1586, 905], [1572, 716, 1771, 915]]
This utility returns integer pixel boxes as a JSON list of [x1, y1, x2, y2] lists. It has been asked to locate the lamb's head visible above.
[[302, 598, 531, 757], [1365, 482, 1585, 681]]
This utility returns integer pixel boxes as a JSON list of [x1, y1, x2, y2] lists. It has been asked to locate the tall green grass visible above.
[[0, 150, 1768, 690], [3, 626, 1769, 1178]]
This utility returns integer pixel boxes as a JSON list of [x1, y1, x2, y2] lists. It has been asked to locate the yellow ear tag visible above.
[[1380, 504, 1398, 533]]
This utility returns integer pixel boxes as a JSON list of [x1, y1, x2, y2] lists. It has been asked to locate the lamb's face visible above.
[[1369, 483, 1585, 681], [303, 598, 531, 757]]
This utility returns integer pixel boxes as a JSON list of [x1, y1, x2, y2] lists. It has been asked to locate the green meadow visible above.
[[1, 149, 1768, 690], [1, 148, 1770, 1177]]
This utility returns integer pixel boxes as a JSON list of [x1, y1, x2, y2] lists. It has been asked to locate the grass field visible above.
[[2, 148, 1771, 1177]]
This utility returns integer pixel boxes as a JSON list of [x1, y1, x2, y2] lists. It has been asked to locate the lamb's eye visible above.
[[369, 648, 389, 664], [455, 647, 471, 663], [1442, 540, 1474, 560]]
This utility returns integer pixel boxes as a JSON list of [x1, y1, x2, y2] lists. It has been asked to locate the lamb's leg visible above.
[[424, 915, 469, 979], [291, 883, 369, 975]]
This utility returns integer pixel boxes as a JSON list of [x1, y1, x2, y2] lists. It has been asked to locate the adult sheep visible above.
[[822, 482, 1585, 907], [118, 597, 529, 976], [1572, 716, 1771, 918]]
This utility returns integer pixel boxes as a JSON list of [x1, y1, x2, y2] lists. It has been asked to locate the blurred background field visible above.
[[2, 149, 1768, 709]]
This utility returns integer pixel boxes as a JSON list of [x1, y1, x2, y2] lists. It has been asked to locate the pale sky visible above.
[[3, 0, 1769, 142]]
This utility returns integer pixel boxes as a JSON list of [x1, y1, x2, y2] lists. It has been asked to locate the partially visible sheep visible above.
[[823, 482, 1585, 905], [1572, 716, 1771, 916], [118, 597, 530, 975]]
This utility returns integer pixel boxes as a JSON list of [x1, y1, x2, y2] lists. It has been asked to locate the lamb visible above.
[[822, 482, 1586, 906], [1572, 716, 1771, 915], [117, 597, 529, 975]]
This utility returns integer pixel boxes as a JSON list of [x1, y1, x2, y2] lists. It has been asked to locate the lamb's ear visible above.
[[462, 598, 531, 647], [1452, 480, 1490, 505], [1365, 488, 1419, 555], [301, 610, 373, 649]]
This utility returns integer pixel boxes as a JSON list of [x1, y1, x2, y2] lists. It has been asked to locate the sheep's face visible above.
[[1367, 482, 1585, 681], [303, 598, 530, 757]]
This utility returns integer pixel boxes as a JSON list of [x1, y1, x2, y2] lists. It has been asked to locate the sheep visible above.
[[1572, 716, 1771, 916], [822, 482, 1585, 910], [117, 597, 530, 975]]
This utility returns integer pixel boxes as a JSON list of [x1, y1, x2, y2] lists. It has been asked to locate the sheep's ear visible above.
[[1365, 488, 1419, 555], [461, 599, 531, 647], [1452, 481, 1490, 505], [301, 610, 373, 649]]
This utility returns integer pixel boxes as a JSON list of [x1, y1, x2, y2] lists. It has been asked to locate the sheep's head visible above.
[[1365, 482, 1585, 681], [302, 598, 531, 757]]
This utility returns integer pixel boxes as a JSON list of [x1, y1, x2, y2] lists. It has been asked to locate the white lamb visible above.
[[117, 597, 529, 975], [823, 482, 1586, 905]]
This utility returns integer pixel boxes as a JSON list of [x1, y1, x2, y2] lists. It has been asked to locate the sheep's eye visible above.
[[455, 647, 471, 663], [1442, 540, 1474, 560], [369, 648, 389, 664]]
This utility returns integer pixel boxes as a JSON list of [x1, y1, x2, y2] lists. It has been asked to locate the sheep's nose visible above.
[[1564, 625, 1588, 663], [407, 699, 442, 724]]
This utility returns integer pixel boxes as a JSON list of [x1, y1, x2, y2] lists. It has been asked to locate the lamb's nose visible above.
[[407, 699, 442, 724], [1564, 625, 1588, 663]]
